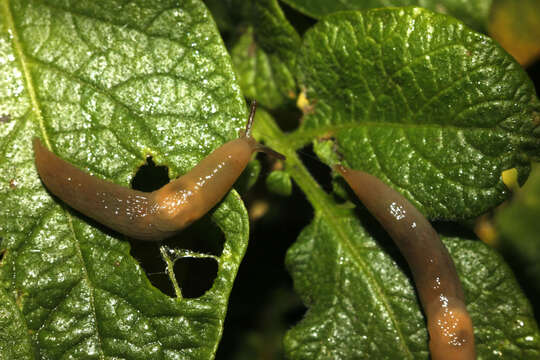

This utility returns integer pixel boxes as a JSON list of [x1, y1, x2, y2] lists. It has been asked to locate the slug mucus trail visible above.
[[34, 101, 284, 241], [335, 165, 476, 360]]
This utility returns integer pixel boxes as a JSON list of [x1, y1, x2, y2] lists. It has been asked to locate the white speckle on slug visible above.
[[389, 201, 406, 220]]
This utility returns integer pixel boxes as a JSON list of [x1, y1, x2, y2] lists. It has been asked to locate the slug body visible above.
[[335, 165, 475, 360], [34, 101, 284, 241]]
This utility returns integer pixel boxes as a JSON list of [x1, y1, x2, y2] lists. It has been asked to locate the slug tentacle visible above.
[[244, 100, 257, 138], [334, 164, 476, 360], [33, 101, 284, 241]]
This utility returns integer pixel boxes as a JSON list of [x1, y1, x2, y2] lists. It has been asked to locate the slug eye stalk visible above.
[[33, 101, 285, 241], [335, 164, 476, 360]]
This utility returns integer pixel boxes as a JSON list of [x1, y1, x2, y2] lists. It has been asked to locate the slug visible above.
[[34, 101, 284, 241], [334, 165, 476, 360]]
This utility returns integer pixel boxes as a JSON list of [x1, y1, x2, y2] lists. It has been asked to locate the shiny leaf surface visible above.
[[292, 8, 540, 219], [0, 0, 249, 358]]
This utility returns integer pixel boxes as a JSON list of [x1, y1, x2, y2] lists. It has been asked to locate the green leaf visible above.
[[291, 8, 540, 220], [0, 0, 249, 358], [254, 109, 540, 359], [235, 159, 262, 195], [0, 287, 33, 360], [280, 0, 492, 31], [253, 0, 301, 73], [230, 0, 300, 109], [247, 8, 540, 356], [266, 170, 293, 196], [284, 213, 540, 359], [231, 27, 290, 109], [496, 164, 540, 298]]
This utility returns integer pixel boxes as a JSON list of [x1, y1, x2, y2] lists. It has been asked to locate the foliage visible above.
[[1, 0, 540, 359]]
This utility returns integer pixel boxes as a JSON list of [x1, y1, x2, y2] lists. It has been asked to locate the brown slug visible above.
[[335, 165, 476, 360], [34, 101, 284, 241]]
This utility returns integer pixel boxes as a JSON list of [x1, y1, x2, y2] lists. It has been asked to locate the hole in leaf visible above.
[[131, 156, 169, 192], [162, 215, 225, 256], [173, 257, 218, 298], [130, 215, 225, 297], [129, 242, 176, 297], [297, 144, 332, 192]]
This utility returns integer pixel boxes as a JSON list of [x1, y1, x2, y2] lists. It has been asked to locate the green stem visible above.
[[254, 111, 338, 217], [253, 111, 415, 358]]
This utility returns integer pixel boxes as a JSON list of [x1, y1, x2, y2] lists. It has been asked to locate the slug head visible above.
[[240, 100, 285, 160]]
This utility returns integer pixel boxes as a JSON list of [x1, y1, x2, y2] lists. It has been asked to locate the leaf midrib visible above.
[[284, 115, 529, 150], [254, 113, 416, 359], [1, 0, 47, 148], [3, 1, 106, 357]]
